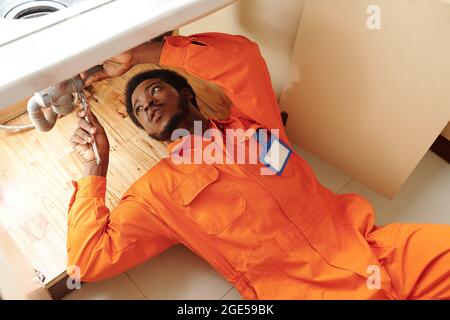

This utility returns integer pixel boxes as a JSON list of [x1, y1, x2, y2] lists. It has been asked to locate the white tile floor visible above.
[[63, 148, 449, 300]]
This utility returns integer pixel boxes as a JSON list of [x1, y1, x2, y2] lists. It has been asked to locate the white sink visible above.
[[0, 0, 235, 110], [0, 0, 112, 46]]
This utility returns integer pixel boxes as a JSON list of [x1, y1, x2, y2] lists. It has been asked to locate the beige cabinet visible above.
[[0, 225, 51, 299], [280, 0, 450, 198]]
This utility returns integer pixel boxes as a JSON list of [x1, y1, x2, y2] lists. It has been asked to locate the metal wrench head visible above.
[[78, 90, 88, 110]]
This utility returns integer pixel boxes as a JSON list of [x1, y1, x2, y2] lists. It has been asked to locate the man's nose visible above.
[[143, 99, 156, 112]]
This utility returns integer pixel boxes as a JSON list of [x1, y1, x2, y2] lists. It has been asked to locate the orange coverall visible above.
[[67, 33, 450, 299]]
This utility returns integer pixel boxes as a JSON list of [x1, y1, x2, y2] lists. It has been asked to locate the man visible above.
[[69, 32, 450, 299]]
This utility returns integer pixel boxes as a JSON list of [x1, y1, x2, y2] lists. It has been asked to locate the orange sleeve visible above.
[[160, 32, 287, 141], [66, 176, 178, 282]]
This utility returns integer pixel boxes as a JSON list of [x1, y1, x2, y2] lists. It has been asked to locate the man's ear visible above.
[[180, 87, 194, 101]]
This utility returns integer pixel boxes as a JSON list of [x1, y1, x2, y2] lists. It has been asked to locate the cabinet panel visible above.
[[280, 0, 450, 198]]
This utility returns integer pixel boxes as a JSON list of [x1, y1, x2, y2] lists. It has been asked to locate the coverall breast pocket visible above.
[[173, 164, 246, 235]]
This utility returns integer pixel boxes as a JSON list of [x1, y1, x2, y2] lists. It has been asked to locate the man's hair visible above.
[[125, 69, 198, 128]]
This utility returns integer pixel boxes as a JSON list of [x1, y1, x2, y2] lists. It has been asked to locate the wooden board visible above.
[[0, 97, 30, 125], [0, 64, 231, 286]]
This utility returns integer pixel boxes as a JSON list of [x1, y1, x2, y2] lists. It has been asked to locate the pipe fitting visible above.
[[27, 75, 84, 131], [27, 66, 100, 131], [27, 93, 57, 132]]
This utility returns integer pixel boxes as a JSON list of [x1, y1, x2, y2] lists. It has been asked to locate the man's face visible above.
[[131, 78, 189, 141]]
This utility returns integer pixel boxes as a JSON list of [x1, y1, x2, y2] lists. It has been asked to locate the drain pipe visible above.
[[1, 66, 101, 133], [26, 66, 102, 132], [27, 76, 82, 131], [0, 123, 35, 132]]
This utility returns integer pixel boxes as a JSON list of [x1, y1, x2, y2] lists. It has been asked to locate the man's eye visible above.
[[151, 86, 160, 96], [136, 106, 143, 114]]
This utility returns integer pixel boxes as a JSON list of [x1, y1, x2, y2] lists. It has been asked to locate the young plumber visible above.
[[68, 32, 450, 299]]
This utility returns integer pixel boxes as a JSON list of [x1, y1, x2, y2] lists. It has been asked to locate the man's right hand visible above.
[[71, 108, 110, 177], [80, 50, 135, 85]]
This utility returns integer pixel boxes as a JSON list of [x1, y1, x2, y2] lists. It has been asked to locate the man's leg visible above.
[[368, 223, 450, 299]]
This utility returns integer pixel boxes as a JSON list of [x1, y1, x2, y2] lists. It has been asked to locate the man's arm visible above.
[[68, 107, 178, 282], [67, 176, 178, 281], [156, 33, 287, 139], [82, 32, 286, 138]]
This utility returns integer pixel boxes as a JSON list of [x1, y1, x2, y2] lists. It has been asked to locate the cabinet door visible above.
[[0, 225, 51, 299], [280, 0, 450, 198]]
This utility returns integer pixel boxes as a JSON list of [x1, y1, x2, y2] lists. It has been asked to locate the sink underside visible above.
[[0, 0, 112, 46]]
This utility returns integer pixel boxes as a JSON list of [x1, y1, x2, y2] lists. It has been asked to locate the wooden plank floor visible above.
[[0, 64, 230, 285]]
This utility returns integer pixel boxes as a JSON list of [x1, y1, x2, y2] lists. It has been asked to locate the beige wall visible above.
[[180, 0, 306, 99], [280, 0, 450, 198]]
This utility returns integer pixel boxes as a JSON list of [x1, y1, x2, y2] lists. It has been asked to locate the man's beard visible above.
[[149, 95, 189, 141]]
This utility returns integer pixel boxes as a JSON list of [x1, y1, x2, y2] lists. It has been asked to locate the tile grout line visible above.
[[336, 178, 353, 194], [125, 272, 150, 300], [218, 285, 235, 300]]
